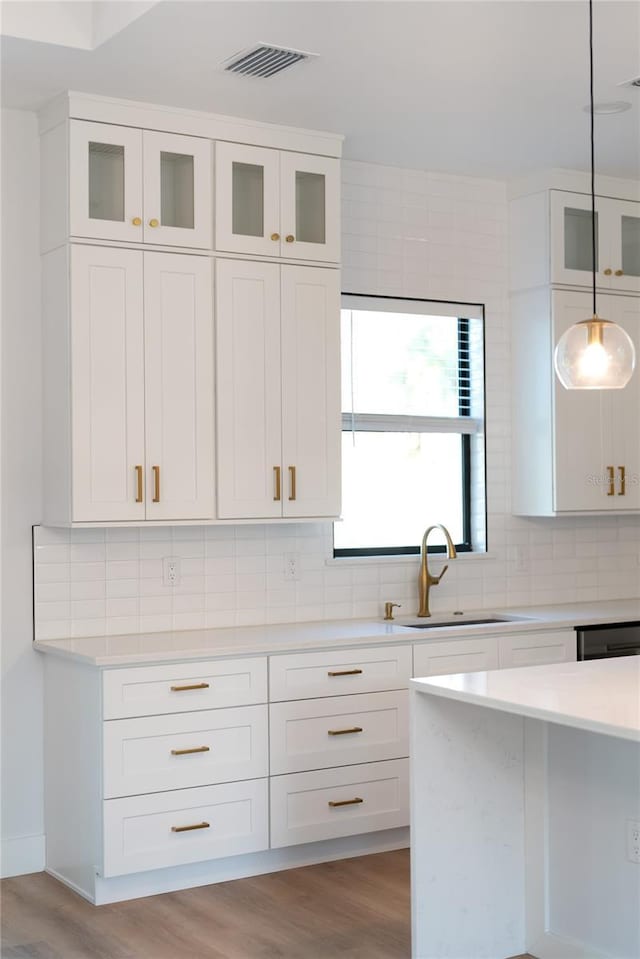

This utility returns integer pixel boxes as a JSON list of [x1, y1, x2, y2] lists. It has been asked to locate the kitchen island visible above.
[[410, 657, 640, 959]]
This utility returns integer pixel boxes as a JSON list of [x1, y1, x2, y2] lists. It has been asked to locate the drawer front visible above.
[[103, 779, 269, 877], [103, 705, 269, 798], [499, 630, 577, 669], [269, 644, 412, 701], [413, 636, 499, 678], [102, 657, 267, 719], [270, 759, 409, 848], [270, 690, 408, 775]]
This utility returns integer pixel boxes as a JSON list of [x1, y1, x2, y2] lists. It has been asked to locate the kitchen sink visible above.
[[399, 615, 529, 629]]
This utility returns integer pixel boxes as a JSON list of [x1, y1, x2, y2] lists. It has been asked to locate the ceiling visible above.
[[1, 0, 639, 179]]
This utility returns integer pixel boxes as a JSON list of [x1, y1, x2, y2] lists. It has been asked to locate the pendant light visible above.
[[553, 0, 636, 390]]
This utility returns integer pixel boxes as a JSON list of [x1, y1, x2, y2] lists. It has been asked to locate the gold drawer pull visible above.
[[603, 268, 613, 276], [328, 726, 363, 736], [607, 465, 615, 496], [170, 682, 210, 692], [285, 234, 295, 243], [271, 232, 280, 241], [288, 465, 296, 501], [135, 465, 143, 503], [615, 269, 624, 277], [327, 668, 363, 677], [149, 218, 160, 228], [152, 465, 160, 502], [171, 821, 210, 833], [328, 797, 364, 808], [171, 746, 210, 756], [132, 216, 142, 227], [273, 465, 281, 501], [618, 465, 626, 496]]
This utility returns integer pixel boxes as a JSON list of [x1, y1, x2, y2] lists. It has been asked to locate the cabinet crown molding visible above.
[[38, 90, 344, 158]]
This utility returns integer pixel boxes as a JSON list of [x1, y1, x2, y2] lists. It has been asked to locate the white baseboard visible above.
[[529, 931, 610, 959], [1, 834, 45, 878]]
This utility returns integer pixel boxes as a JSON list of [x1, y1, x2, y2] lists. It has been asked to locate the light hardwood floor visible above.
[[1, 851, 411, 959]]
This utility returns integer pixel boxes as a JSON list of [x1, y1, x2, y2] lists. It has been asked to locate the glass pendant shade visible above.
[[554, 315, 636, 389]]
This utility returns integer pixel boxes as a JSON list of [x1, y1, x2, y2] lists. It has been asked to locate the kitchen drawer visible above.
[[498, 629, 576, 669], [270, 759, 409, 848], [103, 705, 268, 798], [413, 636, 499, 678], [269, 644, 412, 702], [102, 657, 267, 719], [270, 690, 408, 775], [102, 779, 268, 877]]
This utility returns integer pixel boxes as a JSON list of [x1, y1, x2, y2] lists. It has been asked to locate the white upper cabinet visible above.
[[216, 260, 341, 520], [143, 253, 214, 520], [70, 121, 144, 244], [69, 121, 212, 249], [215, 142, 340, 262]]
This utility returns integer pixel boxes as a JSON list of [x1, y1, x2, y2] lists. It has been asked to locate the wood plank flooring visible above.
[[1, 851, 537, 959], [1, 851, 411, 959]]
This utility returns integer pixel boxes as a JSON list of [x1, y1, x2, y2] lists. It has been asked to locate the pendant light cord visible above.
[[589, 0, 597, 316]]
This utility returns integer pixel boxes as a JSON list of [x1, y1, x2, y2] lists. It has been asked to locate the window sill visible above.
[[326, 550, 494, 567]]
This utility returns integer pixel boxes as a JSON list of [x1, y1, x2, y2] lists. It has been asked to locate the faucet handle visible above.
[[384, 602, 402, 621], [433, 564, 449, 585]]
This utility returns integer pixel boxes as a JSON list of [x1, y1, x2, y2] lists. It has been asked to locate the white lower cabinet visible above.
[[269, 691, 409, 775], [102, 779, 269, 877], [103, 705, 268, 798], [269, 644, 412, 702], [270, 759, 410, 849], [499, 630, 576, 668], [413, 636, 500, 677]]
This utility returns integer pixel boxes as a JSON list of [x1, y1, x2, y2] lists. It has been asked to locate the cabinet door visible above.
[[280, 152, 340, 262], [552, 291, 609, 511], [69, 121, 143, 243], [143, 131, 212, 249], [413, 637, 499, 677], [550, 190, 611, 289], [216, 259, 282, 518], [610, 199, 640, 294], [606, 295, 640, 509], [215, 142, 280, 256], [143, 253, 214, 520], [71, 246, 145, 521], [281, 266, 341, 517], [499, 630, 576, 669]]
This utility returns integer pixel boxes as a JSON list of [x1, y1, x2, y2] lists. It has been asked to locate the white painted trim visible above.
[[73, 828, 408, 905], [45, 515, 342, 529], [0, 834, 46, 878], [39, 92, 343, 158], [528, 931, 610, 959], [508, 168, 640, 203]]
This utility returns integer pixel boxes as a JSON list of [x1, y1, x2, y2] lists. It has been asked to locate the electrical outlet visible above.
[[283, 553, 299, 582], [626, 820, 640, 864], [163, 556, 180, 587]]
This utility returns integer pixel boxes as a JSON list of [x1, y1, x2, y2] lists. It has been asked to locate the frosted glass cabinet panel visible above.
[[280, 152, 340, 262], [552, 191, 640, 293], [142, 131, 212, 248], [232, 162, 265, 237], [70, 120, 143, 243]]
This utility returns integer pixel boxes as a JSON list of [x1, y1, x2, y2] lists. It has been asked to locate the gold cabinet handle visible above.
[[285, 234, 295, 243], [288, 465, 296, 501], [328, 726, 363, 736], [618, 465, 626, 496], [152, 465, 160, 502], [271, 232, 280, 241], [607, 466, 615, 496], [171, 746, 210, 756], [273, 466, 281, 501], [171, 822, 210, 833], [603, 268, 613, 276], [328, 797, 364, 808], [135, 465, 143, 503], [327, 669, 363, 677], [132, 216, 142, 226], [170, 682, 210, 692], [615, 269, 624, 276], [149, 218, 159, 228]]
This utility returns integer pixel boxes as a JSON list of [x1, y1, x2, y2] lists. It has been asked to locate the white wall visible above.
[[1, 109, 44, 877]]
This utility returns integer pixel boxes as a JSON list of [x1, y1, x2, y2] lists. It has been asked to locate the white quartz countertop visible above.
[[412, 656, 640, 742], [33, 599, 640, 667]]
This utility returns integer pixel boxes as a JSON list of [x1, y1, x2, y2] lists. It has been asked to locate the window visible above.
[[334, 295, 485, 557]]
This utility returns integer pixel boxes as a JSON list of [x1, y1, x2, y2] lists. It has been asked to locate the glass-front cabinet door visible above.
[[215, 142, 280, 256], [70, 120, 143, 243], [280, 153, 340, 263], [550, 190, 608, 289], [142, 131, 212, 249], [611, 199, 640, 294]]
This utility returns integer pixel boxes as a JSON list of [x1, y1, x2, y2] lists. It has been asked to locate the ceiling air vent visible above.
[[223, 44, 316, 79]]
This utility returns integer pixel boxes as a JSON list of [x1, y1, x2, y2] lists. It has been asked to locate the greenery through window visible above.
[[334, 295, 485, 557]]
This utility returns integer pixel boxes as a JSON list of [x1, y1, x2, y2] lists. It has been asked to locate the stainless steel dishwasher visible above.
[[577, 622, 640, 660]]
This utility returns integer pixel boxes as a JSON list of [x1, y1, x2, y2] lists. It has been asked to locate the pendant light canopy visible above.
[[553, 0, 636, 390]]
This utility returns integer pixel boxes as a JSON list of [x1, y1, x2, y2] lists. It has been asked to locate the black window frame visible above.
[[333, 294, 483, 559]]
